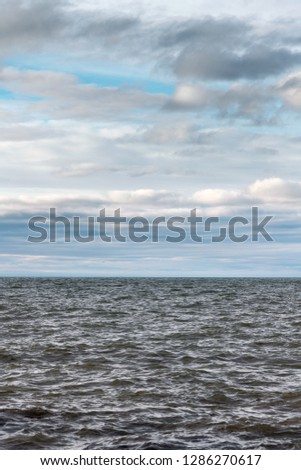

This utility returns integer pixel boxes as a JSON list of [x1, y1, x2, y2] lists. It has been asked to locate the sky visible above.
[[1, 0, 301, 276]]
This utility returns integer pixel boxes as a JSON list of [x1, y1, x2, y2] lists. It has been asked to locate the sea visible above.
[[0, 277, 301, 450]]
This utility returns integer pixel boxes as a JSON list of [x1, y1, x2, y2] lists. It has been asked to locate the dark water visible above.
[[1, 277, 301, 450]]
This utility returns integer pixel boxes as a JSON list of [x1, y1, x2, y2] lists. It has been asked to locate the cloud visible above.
[[140, 121, 197, 144], [0, 0, 65, 47], [1, 2, 301, 276], [1, 113, 299, 199], [193, 189, 242, 206], [158, 17, 251, 49], [1, 178, 301, 217], [58, 163, 106, 177], [173, 44, 301, 81], [166, 83, 210, 109], [76, 14, 140, 42], [0, 3, 301, 83], [0, 0, 141, 58], [0, 123, 63, 141], [277, 71, 301, 108], [165, 82, 276, 124], [249, 178, 301, 201], [0, 190, 180, 216], [0, 67, 164, 120]]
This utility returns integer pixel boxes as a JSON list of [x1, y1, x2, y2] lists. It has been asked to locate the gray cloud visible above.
[[0, 0, 66, 54], [0, 2, 301, 82], [0, 67, 164, 120], [173, 45, 301, 81], [78, 16, 140, 41], [158, 17, 252, 49], [0, 0, 142, 60], [164, 82, 277, 125]]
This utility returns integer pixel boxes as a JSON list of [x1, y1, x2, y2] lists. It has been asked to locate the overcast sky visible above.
[[1, 0, 301, 276]]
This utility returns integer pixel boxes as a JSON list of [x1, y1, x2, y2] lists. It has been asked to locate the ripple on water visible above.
[[0, 277, 300, 449]]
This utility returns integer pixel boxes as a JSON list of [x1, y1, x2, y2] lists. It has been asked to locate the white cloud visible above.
[[249, 178, 301, 201], [193, 189, 242, 205], [1, 178, 301, 217], [170, 83, 209, 108], [278, 71, 301, 108]]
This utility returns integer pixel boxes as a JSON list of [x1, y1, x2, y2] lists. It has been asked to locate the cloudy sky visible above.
[[1, 0, 301, 276]]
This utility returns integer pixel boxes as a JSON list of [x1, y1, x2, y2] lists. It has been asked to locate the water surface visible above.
[[1, 278, 301, 449]]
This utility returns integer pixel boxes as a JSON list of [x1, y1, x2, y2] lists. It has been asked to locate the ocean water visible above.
[[0, 277, 301, 450]]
